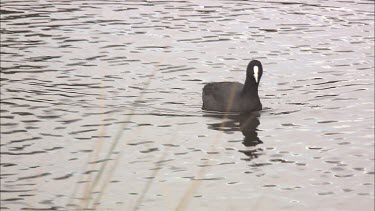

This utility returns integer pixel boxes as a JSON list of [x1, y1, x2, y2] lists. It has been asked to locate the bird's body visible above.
[[202, 60, 263, 112]]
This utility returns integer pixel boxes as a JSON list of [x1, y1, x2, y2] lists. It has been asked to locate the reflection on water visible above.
[[205, 112, 263, 160]]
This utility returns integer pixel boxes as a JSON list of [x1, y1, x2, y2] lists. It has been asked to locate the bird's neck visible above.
[[242, 78, 259, 96]]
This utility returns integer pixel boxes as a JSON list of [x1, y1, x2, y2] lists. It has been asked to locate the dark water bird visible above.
[[202, 60, 263, 112]]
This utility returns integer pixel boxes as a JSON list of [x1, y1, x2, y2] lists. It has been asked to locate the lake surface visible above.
[[1, 0, 374, 210]]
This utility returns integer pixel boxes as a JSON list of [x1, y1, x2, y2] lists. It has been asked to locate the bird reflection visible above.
[[204, 112, 263, 161]]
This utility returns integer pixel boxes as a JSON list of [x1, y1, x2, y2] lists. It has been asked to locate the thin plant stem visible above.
[[82, 64, 160, 210], [175, 82, 238, 210]]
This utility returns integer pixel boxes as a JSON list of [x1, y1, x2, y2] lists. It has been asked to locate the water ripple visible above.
[[1, 0, 373, 210]]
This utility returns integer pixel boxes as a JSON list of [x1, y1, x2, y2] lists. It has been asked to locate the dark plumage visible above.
[[202, 60, 263, 112]]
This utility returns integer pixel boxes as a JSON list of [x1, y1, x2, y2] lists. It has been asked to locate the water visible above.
[[1, 0, 374, 210]]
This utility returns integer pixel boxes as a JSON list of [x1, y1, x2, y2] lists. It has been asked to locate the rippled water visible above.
[[1, 0, 374, 210]]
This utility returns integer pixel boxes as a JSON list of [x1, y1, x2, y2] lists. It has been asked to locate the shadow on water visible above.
[[203, 112, 263, 161]]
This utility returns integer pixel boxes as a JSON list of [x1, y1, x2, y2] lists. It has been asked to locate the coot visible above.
[[202, 60, 263, 112]]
